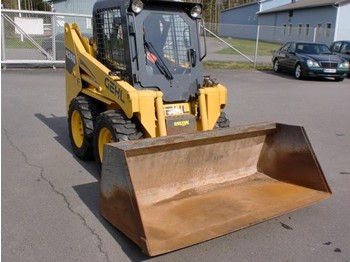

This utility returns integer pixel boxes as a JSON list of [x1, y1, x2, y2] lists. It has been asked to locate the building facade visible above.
[[43, 0, 95, 33], [220, 0, 350, 44], [43, 0, 95, 14], [220, 2, 260, 39]]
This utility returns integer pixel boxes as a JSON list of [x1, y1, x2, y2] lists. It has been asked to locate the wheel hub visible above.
[[71, 110, 84, 148], [98, 127, 114, 162]]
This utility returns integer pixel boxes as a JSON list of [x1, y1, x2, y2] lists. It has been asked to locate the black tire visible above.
[[68, 95, 103, 160], [93, 110, 143, 171], [335, 77, 344, 82], [294, 63, 304, 80], [215, 112, 230, 128], [273, 59, 280, 72]]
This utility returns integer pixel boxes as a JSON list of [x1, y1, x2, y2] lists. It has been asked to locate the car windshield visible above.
[[296, 43, 332, 55]]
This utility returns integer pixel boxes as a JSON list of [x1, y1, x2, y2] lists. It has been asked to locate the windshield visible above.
[[132, 9, 202, 102], [296, 43, 332, 55], [143, 13, 191, 76]]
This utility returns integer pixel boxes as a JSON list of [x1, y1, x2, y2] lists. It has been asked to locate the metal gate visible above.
[[1, 9, 91, 68]]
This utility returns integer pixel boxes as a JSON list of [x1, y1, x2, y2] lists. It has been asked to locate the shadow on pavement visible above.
[[73, 182, 150, 262], [34, 113, 99, 178], [35, 112, 151, 261]]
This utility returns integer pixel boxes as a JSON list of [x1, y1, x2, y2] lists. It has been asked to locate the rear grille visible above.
[[320, 62, 338, 68]]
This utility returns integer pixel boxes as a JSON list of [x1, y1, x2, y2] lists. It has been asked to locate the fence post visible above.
[[254, 25, 260, 68], [52, 14, 57, 61], [1, 14, 6, 64]]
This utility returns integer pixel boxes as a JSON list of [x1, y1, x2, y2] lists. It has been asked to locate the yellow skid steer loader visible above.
[[65, 0, 331, 256]]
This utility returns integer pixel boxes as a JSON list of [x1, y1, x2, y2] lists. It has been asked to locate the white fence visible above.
[[1, 9, 91, 68], [0, 9, 338, 68]]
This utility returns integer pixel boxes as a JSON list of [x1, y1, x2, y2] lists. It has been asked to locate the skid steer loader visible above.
[[65, 0, 331, 256]]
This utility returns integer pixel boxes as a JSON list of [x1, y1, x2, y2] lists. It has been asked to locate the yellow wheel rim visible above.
[[98, 127, 114, 162], [71, 110, 84, 148]]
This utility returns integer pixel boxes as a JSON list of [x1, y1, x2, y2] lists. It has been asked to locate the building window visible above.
[[316, 23, 322, 37], [298, 24, 302, 36], [288, 24, 292, 36], [305, 24, 309, 36], [326, 23, 331, 37]]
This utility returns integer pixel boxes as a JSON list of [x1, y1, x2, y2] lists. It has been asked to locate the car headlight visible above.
[[338, 61, 349, 69], [307, 59, 320, 68]]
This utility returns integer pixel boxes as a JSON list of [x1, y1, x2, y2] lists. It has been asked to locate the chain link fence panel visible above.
[[1, 10, 337, 68], [1, 9, 92, 67], [205, 23, 336, 64]]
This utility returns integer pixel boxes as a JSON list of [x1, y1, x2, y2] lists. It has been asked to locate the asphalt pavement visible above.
[[2, 69, 350, 262]]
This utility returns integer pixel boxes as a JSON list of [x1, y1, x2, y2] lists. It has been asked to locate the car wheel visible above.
[[294, 63, 304, 80], [273, 59, 280, 72], [335, 77, 344, 82]]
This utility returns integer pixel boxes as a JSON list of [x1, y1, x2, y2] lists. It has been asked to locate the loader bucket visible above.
[[100, 123, 331, 256]]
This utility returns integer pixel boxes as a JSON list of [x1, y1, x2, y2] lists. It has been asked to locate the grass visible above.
[[5, 36, 46, 49], [205, 37, 278, 70], [216, 38, 280, 56], [203, 60, 272, 71], [4, 35, 275, 70]]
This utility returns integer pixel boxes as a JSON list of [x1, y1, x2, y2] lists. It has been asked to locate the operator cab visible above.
[[93, 0, 205, 102]]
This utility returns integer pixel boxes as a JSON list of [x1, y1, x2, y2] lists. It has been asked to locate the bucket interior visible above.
[[100, 123, 331, 256]]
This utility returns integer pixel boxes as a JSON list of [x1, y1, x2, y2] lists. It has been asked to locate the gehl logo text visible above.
[[66, 49, 76, 64], [105, 78, 125, 104], [164, 104, 189, 116]]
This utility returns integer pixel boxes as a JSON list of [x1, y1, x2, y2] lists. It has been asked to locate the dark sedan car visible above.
[[330, 40, 350, 63], [272, 42, 349, 81], [41, 33, 65, 60]]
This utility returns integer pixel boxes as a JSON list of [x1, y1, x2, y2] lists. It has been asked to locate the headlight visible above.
[[307, 59, 320, 68], [190, 5, 202, 18], [339, 61, 349, 69], [131, 0, 144, 14]]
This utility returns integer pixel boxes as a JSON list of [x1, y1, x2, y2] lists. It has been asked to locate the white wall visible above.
[[335, 3, 350, 40]]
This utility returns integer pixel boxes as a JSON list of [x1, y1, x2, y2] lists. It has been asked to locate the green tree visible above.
[[1, 0, 51, 11], [1, 0, 17, 9]]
